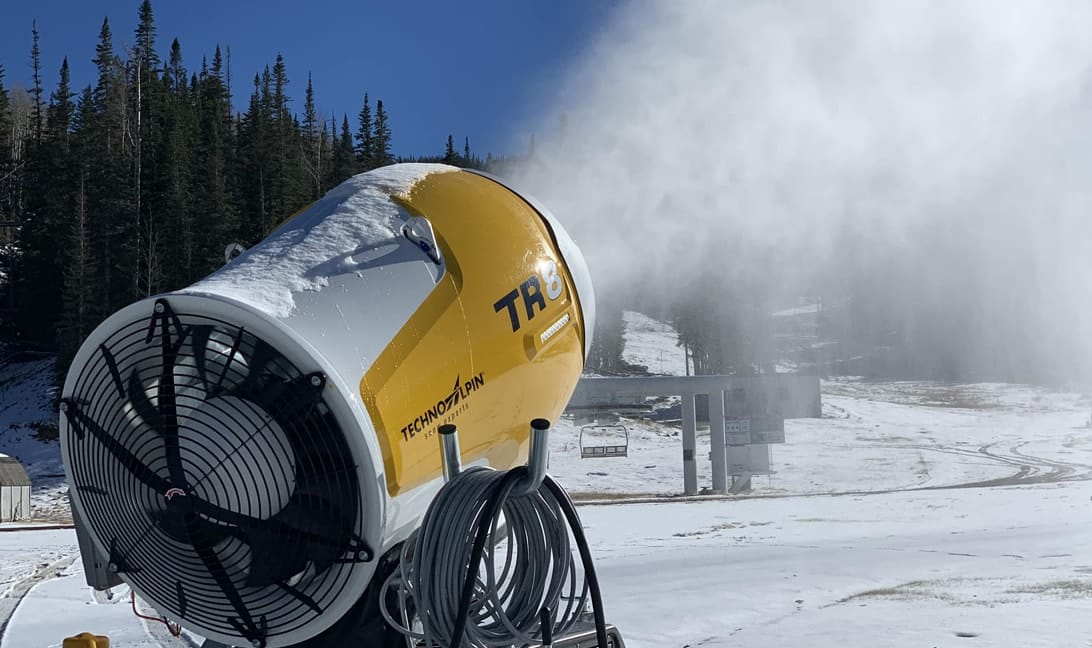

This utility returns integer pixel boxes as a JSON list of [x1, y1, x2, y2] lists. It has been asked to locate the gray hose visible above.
[[380, 466, 589, 648]]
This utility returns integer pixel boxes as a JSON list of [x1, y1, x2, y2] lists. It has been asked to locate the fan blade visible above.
[[182, 510, 263, 644], [150, 501, 229, 547], [127, 369, 163, 433], [242, 495, 354, 587], [226, 372, 325, 439], [243, 526, 310, 587], [227, 339, 278, 399], [189, 325, 213, 393], [159, 315, 187, 488], [209, 326, 246, 397], [191, 494, 353, 587], [63, 401, 170, 493], [269, 494, 354, 569]]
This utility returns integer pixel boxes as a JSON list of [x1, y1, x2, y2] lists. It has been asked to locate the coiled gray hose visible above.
[[380, 466, 589, 648]]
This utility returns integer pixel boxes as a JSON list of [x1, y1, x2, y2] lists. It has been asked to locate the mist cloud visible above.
[[514, 0, 1092, 383]]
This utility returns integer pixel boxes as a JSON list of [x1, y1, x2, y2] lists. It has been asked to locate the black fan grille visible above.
[[62, 299, 371, 646]]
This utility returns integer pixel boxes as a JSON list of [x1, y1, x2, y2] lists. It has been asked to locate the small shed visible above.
[[0, 453, 31, 522]]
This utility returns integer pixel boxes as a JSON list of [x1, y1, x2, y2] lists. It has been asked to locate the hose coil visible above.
[[380, 465, 606, 648]]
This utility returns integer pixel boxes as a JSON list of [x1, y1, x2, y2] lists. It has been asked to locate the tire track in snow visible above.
[[0, 555, 76, 643]]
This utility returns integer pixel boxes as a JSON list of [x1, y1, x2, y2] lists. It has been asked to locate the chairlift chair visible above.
[[579, 424, 629, 458]]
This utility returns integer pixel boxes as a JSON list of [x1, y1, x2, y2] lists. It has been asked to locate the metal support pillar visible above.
[[681, 392, 698, 495], [709, 389, 727, 494]]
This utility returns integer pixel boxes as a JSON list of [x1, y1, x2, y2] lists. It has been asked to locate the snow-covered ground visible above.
[[2, 314, 1092, 646], [3, 479, 1090, 647], [590, 481, 1092, 647], [550, 377, 1092, 498], [0, 355, 68, 520], [0, 550, 165, 648], [0, 529, 73, 600], [621, 311, 687, 375]]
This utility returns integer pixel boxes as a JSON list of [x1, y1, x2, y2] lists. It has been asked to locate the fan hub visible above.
[[181, 395, 297, 522]]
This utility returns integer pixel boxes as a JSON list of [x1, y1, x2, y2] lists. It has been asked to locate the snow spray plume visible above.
[[513, 0, 1092, 383]]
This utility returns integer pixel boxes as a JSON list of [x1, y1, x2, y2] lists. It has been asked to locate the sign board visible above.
[[727, 444, 772, 475], [750, 416, 785, 445], [726, 419, 751, 445], [726, 417, 785, 445]]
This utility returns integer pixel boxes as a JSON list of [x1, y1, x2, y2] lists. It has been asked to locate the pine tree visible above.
[[224, 46, 233, 104], [356, 92, 373, 170], [587, 301, 625, 374], [0, 64, 12, 219], [443, 134, 456, 164], [0, 65, 15, 221], [64, 85, 103, 347], [236, 71, 272, 242], [463, 136, 471, 164], [162, 38, 196, 286], [0, 66, 14, 332], [303, 74, 317, 142], [92, 18, 115, 107], [46, 58, 74, 144], [86, 16, 138, 312], [131, 0, 168, 291], [30, 21, 43, 141], [0, 64, 10, 163], [330, 113, 354, 186], [302, 72, 321, 199], [59, 170, 96, 359], [318, 116, 331, 194], [270, 53, 297, 221], [372, 99, 392, 167], [133, 0, 159, 71], [192, 45, 237, 273], [339, 114, 354, 177], [0, 62, 16, 335], [17, 58, 78, 344]]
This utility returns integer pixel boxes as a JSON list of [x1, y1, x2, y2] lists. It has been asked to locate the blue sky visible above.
[[0, 0, 617, 157]]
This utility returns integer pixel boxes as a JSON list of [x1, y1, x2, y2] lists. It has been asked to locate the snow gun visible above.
[[58, 164, 625, 648]]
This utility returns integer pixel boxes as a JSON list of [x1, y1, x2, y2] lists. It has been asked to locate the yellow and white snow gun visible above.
[[59, 164, 623, 647]]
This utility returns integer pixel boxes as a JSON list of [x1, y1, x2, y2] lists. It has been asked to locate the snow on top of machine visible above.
[[181, 163, 457, 318]]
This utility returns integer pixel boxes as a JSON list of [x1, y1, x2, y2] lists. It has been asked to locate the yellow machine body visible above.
[[362, 171, 587, 495]]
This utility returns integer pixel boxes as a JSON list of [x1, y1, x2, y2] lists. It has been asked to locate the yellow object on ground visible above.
[[62, 633, 109, 648]]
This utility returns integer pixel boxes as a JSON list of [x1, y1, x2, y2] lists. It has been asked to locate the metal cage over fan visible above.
[[61, 298, 376, 647]]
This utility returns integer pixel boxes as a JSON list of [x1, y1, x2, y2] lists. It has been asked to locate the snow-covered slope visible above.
[[0, 354, 67, 519], [620, 310, 686, 375], [550, 378, 1092, 498]]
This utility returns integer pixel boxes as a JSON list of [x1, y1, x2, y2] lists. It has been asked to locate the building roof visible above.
[[0, 456, 31, 487]]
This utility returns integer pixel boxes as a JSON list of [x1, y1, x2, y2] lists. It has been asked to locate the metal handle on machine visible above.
[[438, 419, 549, 494], [439, 424, 462, 481], [514, 418, 551, 496]]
